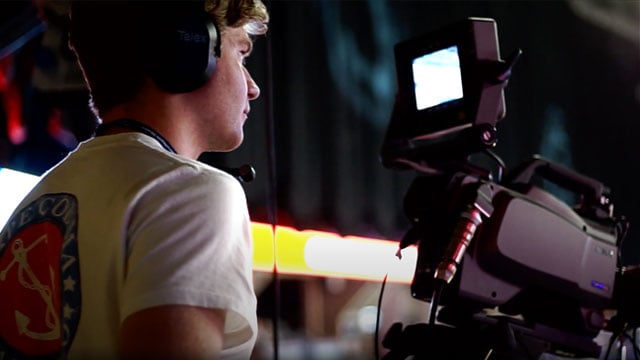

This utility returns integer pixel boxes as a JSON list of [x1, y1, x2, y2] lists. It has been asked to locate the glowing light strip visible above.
[[0, 167, 416, 283], [251, 223, 416, 283]]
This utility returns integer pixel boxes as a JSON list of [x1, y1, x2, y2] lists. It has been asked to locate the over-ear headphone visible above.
[[143, 1, 220, 94]]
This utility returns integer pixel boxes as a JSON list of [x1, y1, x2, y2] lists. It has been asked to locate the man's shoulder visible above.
[[143, 155, 243, 196], [79, 134, 235, 180]]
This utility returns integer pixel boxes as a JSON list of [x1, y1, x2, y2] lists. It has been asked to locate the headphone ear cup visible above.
[[146, 9, 220, 94]]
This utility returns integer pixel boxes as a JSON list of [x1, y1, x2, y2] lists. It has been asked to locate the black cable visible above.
[[605, 329, 620, 360], [483, 148, 505, 183], [428, 280, 444, 326], [374, 274, 389, 360], [620, 326, 640, 359], [261, 2, 279, 358], [633, 327, 640, 359], [615, 216, 630, 266]]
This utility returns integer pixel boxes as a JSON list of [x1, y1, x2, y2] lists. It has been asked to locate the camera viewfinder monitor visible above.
[[390, 17, 506, 142]]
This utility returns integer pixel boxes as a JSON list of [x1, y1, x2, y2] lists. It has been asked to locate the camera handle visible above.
[[504, 154, 611, 216]]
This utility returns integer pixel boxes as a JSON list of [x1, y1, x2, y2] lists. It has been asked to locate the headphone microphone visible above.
[[219, 164, 256, 183]]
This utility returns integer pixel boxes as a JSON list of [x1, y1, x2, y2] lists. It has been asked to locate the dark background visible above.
[[2, 0, 639, 266]]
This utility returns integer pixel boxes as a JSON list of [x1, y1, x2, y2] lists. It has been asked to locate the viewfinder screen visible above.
[[412, 45, 463, 110]]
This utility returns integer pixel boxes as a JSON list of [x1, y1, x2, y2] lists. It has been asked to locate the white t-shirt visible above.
[[0, 133, 257, 359]]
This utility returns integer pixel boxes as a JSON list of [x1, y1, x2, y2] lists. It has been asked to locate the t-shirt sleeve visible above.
[[120, 166, 257, 352]]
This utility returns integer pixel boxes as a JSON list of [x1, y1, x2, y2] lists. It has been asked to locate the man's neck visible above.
[[100, 91, 202, 159]]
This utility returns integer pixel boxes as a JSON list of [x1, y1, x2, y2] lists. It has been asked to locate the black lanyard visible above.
[[94, 118, 255, 182], [94, 118, 177, 154]]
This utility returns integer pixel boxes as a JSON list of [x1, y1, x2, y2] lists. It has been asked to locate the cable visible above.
[[483, 148, 505, 183], [428, 280, 443, 326], [374, 273, 389, 360], [633, 327, 640, 359], [615, 215, 630, 266], [620, 325, 640, 359], [261, 1, 279, 358], [605, 329, 621, 360]]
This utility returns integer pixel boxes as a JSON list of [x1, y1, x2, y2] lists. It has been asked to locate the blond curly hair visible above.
[[206, 0, 269, 36]]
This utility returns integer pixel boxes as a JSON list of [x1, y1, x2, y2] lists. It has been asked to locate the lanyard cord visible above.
[[94, 119, 257, 185], [94, 118, 178, 154]]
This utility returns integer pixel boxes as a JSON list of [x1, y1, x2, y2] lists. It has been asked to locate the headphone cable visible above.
[[262, 2, 280, 358]]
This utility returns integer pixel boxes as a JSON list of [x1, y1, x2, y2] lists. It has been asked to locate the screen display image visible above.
[[412, 45, 463, 110]]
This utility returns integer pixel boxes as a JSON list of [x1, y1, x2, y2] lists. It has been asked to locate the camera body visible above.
[[408, 167, 621, 336], [381, 17, 633, 358]]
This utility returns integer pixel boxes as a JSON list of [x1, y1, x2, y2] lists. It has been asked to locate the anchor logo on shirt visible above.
[[0, 235, 61, 341], [0, 193, 80, 358]]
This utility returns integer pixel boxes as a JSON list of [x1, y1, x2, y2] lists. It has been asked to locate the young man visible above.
[[0, 1, 269, 359]]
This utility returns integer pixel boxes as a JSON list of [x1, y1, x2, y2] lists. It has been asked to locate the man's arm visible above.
[[119, 305, 226, 359]]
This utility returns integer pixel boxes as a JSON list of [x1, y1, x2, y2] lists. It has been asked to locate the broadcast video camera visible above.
[[379, 17, 637, 360]]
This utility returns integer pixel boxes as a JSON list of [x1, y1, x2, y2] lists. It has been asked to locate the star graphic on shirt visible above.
[[64, 303, 75, 319], [63, 276, 76, 292]]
